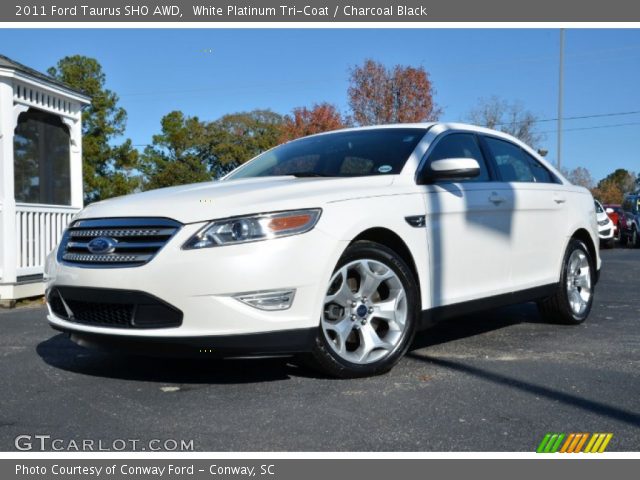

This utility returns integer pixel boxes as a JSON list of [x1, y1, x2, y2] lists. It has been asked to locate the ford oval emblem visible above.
[[87, 237, 117, 254]]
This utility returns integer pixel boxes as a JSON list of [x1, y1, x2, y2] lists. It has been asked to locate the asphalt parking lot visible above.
[[1, 248, 638, 452]]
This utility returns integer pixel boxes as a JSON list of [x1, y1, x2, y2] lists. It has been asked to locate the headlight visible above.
[[598, 218, 609, 226], [183, 209, 321, 249]]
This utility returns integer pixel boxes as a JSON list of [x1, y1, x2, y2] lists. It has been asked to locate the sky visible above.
[[1, 28, 639, 182]]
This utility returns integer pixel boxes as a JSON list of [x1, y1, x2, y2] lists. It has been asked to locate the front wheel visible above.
[[308, 241, 419, 378], [632, 227, 640, 248], [537, 239, 595, 325]]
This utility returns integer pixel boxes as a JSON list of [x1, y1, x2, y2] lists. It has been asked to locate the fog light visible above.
[[234, 289, 296, 311]]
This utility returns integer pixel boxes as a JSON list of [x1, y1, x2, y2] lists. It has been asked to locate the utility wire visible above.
[[537, 121, 640, 134], [493, 110, 640, 127]]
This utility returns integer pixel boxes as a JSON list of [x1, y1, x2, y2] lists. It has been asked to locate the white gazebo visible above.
[[0, 54, 90, 305]]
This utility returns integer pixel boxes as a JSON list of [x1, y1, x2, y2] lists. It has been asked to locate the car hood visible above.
[[76, 176, 396, 224]]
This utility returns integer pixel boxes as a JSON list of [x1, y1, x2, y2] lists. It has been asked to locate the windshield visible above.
[[594, 201, 604, 214], [225, 128, 426, 180]]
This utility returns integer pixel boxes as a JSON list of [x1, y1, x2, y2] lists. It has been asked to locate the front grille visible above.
[[48, 287, 183, 329], [64, 299, 134, 326], [58, 218, 182, 268]]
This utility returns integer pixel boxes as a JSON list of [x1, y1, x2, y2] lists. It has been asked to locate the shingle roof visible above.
[[0, 53, 90, 100]]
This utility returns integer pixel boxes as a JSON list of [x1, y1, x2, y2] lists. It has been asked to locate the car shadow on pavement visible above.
[[405, 304, 640, 428], [410, 302, 545, 351], [406, 352, 640, 428], [36, 333, 324, 384], [36, 302, 545, 384]]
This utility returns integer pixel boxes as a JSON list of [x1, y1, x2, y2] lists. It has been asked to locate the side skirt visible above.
[[419, 283, 558, 330]]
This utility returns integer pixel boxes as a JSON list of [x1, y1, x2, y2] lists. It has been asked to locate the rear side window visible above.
[[427, 133, 490, 182], [483, 136, 554, 183], [525, 152, 554, 183]]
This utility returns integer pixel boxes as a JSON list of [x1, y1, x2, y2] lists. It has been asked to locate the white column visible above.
[[63, 109, 84, 209], [0, 78, 17, 284]]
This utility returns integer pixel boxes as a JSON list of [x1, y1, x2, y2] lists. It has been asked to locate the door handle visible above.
[[489, 192, 506, 204], [553, 195, 567, 204]]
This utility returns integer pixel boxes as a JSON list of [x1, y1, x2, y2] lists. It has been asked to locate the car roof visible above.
[[303, 122, 522, 141]]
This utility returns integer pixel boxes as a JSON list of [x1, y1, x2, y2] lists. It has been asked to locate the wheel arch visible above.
[[570, 228, 599, 283], [351, 227, 422, 304]]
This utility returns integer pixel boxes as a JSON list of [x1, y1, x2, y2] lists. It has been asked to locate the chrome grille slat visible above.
[[62, 253, 154, 263], [67, 241, 168, 250], [68, 228, 176, 238], [58, 217, 182, 268]]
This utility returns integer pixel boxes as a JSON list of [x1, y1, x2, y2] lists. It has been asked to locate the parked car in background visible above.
[[620, 192, 640, 248], [44, 123, 601, 378], [603, 204, 623, 240], [595, 200, 615, 248]]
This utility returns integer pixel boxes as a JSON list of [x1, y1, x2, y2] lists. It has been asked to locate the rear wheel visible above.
[[632, 226, 639, 248], [537, 239, 595, 325], [308, 241, 419, 378]]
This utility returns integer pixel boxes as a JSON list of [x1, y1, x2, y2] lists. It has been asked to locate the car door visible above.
[[480, 135, 568, 291], [419, 131, 515, 308]]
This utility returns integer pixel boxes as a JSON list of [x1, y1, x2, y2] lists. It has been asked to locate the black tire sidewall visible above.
[[313, 241, 420, 377]]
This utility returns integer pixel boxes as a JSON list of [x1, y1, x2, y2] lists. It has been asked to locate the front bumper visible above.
[[598, 226, 614, 240], [53, 325, 317, 357], [46, 222, 347, 340]]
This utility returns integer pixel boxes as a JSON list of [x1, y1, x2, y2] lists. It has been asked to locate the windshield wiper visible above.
[[287, 172, 334, 178]]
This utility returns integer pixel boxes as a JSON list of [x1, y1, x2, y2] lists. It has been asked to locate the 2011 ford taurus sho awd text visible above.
[[45, 123, 601, 377]]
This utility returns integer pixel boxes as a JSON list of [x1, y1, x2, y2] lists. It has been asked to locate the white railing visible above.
[[15, 203, 79, 277]]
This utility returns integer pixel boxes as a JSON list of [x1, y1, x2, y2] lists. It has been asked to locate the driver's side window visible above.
[[428, 133, 490, 182]]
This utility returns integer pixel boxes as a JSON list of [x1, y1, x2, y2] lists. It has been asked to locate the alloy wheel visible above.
[[565, 249, 592, 316], [321, 259, 408, 364]]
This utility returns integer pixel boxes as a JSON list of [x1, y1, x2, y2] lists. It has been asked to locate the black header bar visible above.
[[6, 0, 640, 22]]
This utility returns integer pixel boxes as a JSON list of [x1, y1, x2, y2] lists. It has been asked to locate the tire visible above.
[[632, 227, 639, 248], [537, 239, 595, 325], [619, 227, 627, 246], [308, 240, 419, 378]]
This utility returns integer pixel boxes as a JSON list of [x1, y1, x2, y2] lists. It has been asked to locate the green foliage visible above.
[[206, 110, 284, 168], [140, 109, 284, 189], [596, 168, 637, 195], [139, 111, 212, 190], [47, 55, 139, 203]]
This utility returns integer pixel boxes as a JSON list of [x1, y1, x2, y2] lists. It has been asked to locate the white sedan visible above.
[[45, 123, 601, 377], [595, 199, 615, 248]]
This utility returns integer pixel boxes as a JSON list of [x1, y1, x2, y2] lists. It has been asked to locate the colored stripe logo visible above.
[[536, 433, 613, 453]]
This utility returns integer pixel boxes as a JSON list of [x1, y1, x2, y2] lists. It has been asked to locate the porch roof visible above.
[[0, 53, 91, 103]]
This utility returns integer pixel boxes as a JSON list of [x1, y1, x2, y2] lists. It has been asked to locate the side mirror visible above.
[[605, 208, 614, 214], [418, 158, 481, 184]]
